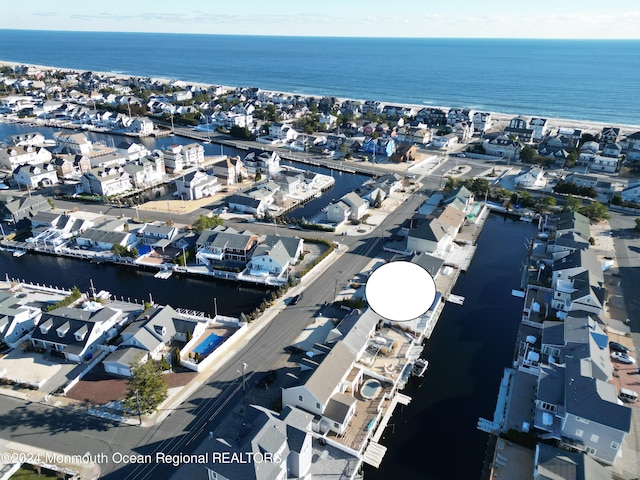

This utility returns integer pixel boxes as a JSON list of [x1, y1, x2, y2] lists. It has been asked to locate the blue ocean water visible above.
[[0, 30, 639, 125]]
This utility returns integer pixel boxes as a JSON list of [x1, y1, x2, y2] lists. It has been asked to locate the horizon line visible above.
[[0, 28, 639, 41]]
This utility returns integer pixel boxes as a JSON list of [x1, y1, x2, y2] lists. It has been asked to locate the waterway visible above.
[[365, 214, 537, 480], [0, 251, 268, 318]]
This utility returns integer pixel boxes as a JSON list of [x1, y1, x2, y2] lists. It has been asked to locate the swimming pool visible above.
[[192, 333, 224, 357], [361, 379, 382, 400]]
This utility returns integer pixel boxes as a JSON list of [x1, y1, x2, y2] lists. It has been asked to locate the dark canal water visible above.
[[0, 252, 268, 317], [365, 214, 536, 480]]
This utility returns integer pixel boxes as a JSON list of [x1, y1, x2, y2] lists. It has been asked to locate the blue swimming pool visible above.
[[192, 333, 224, 357]]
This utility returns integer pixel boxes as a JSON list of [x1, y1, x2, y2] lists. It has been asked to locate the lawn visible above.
[[11, 464, 64, 479]]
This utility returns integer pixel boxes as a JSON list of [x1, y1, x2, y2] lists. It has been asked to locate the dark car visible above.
[[609, 341, 629, 353], [290, 293, 303, 305]]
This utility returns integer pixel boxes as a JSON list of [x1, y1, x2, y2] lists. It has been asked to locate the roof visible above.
[[252, 240, 290, 268], [535, 443, 612, 480], [324, 392, 357, 424], [411, 252, 444, 277], [121, 305, 195, 352], [409, 218, 448, 242], [103, 346, 147, 367], [342, 191, 366, 210], [261, 234, 302, 261], [227, 193, 262, 208], [78, 228, 132, 246]]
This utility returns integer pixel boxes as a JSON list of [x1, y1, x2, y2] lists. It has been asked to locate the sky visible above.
[[2, 0, 640, 39]]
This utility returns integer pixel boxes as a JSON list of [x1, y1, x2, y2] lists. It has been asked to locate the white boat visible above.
[[412, 358, 429, 377], [12, 250, 27, 257]]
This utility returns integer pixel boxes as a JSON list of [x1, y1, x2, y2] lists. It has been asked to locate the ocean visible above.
[[0, 30, 639, 125]]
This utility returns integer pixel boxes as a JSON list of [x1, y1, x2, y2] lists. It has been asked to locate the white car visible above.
[[612, 351, 636, 364]]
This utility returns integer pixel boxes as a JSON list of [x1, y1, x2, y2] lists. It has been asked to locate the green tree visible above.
[[123, 359, 169, 415], [539, 196, 556, 210], [373, 190, 383, 208], [192, 214, 224, 232], [564, 194, 582, 211], [579, 201, 610, 221], [635, 218, 640, 233], [229, 125, 251, 139], [520, 145, 536, 163], [237, 173, 244, 183], [255, 169, 262, 182]]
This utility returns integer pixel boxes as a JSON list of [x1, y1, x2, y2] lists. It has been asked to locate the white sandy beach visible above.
[[2, 59, 639, 136]]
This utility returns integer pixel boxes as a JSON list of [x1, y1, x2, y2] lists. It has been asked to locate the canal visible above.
[[365, 214, 537, 480]]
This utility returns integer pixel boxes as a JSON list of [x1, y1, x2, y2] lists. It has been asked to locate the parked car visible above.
[[609, 341, 629, 354], [611, 351, 636, 364], [289, 293, 303, 305]]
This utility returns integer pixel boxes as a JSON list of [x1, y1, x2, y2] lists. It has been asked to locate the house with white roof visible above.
[[53, 132, 93, 155], [0, 292, 42, 348], [514, 166, 545, 189]]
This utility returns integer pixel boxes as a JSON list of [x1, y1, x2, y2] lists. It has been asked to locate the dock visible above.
[[447, 294, 465, 305], [154, 270, 173, 279]]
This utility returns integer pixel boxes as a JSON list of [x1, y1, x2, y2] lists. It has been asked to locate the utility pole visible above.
[[135, 389, 142, 426]]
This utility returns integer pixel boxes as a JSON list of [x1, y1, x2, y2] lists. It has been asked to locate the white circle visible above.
[[365, 261, 436, 322]]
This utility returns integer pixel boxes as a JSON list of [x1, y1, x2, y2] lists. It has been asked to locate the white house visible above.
[[13, 163, 59, 189], [30, 306, 122, 363], [0, 145, 53, 170], [483, 134, 522, 160], [326, 201, 350, 224], [175, 170, 220, 200], [54, 132, 93, 155], [530, 117, 549, 142], [621, 182, 640, 203], [341, 191, 368, 221], [0, 292, 42, 347], [514, 166, 545, 189], [81, 167, 133, 196]]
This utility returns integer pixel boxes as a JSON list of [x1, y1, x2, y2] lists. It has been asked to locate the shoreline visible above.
[[2, 59, 639, 135]]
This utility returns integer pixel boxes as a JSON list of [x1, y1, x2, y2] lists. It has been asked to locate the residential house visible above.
[[0, 145, 53, 170], [4, 132, 46, 147], [432, 133, 458, 149], [600, 127, 620, 147], [212, 156, 247, 186], [103, 305, 202, 377], [416, 107, 447, 127], [123, 154, 165, 189], [563, 173, 615, 200], [553, 211, 591, 240], [204, 405, 314, 480], [374, 173, 403, 197], [514, 166, 545, 189], [268, 123, 298, 142], [443, 185, 475, 212], [472, 111, 492, 134], [246, 240, 291, 278], [483, 134, 522, 160], [529, 118, 549, 142], [81, 166, 133, 196], [13, 163, 58, 189], [0, 194, 51, 223], [326, 201, 351, 224], [602, 143, 621, 158], [0, 292, 41, 347], [260, 235, 303, 266], [621, 182, 640, 203], [115, 141, 150, 161], [622, 131, 640, 161], [538, 137, 569, 163], [390, 144, 418, 163], [52, 154, 91, 178], [406, 218, 452, 256], [175, 170, 220, 200], [53, 132, 93, 155], [447, 108, 474, 126], [161, 143, 204, 172], [550, 249, 606, 316], [557, 128, 582, 149], [274, 171, 304, 195], [533, 443, 612, 480], [504, 117, 534, 143], [31, 306, 122, 363], [138, 223, 179, 250], [341, 191, 368, 221], [362, 100, 384, 115], [531, 312, 631, 465], [226, 193, 266, 216], [452, 121, 473, 142], [76, 227, 138, 251], [242, 151, 281, 176], [195, 226, 258, 265]]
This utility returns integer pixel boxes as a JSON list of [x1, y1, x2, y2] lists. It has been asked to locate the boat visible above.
[[12, 250, 27, 257], [412, 358, 429, 377]]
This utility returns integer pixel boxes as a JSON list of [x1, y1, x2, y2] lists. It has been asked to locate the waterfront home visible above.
[[138, 223, 178, 247], [260, 234, 304, 265], [578, 142, 600, 166], [471, 112, 492, 134], [53, 131, 93, 155], [195, 226, 258, 265], [274, 170, 305, 195], [0, 291, 42, 348], [326, 201, 351, 224], [4, 132, 46, 147], [0, 194, 51, 223], [226, 193, 266, 216], [204, 405, 316, 480], [175, 170, 220, 200], [0, 145, 53, 170], [589, 155, 620, 174], [30, 212, 92, 248], [514, 166, 545, 189], [242, 151, 281, 176], [622, 131, 640, 161], [447, 107, 475, 126], [115, 141, 150, 161], [282, 310, 379, 436], [600, 126, 620, 146], [339, 192, 368, 222], [122, 154, 166, 189], [246, 240, 291, 278], [550, 211, 592, 241], [534, 443, 612, 479], [563, 173, 615, 201], [416, 107, 447, 127], [556, 128, 582, 149], [103, 305, 203, 377], [483, 134, 522, 160], [211, 156, 247, 186], [452, 121, 473, 142], [268, 122, 298, 142], [443, 185, 475, 211], [129, 117, 154, 135], [81, 166, 133, 196], [406, 218, 451, 256], [12, 163, 59, 189], [504, 116, 534, 143], [76, 221, 138, 251], [530, 312, 631, 465], [31, 306, 122, 363], [529, 117, 549, 142], [550, 249, 605, 317], [161, 143, 204, 172]]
